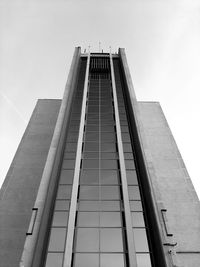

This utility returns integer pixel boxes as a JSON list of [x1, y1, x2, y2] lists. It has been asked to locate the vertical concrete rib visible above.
[[19, 47, 81, 267], [63, 53, 90, 267], [109, 53, 137, 267]]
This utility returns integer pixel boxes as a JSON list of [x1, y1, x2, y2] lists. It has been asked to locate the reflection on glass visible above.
[[126, 171, 138, 185], [73, 253, 98, 267], [57, 185, 72, 199], [100, 254, 125, 267], [129, 201, 143, 211], [125, 160, 135, 169], [133, 229, 149, 252], [48, 228, 66, 251], [75, 228, 99, 252], [100, 228, 124, 252], [136, 253, 152, 267], [45, 253, 63, 267]]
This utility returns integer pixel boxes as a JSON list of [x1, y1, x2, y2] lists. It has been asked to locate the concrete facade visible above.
[[138, 101, 200, 267], [0, 99, 61, 267]]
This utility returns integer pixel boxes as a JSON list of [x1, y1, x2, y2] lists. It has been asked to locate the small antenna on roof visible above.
[[109, 46, 112, 54], [88, 45, 90, 53]]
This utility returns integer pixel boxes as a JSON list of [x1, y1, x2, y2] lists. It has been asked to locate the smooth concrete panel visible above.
[[0, 99, 61, 267], [138, 101, 200, 267]]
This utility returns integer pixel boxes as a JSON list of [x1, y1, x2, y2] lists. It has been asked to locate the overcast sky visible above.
[[0, 0, 200, 199]]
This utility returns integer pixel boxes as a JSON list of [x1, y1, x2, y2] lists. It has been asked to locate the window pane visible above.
[[101, 152, 118, 159], [77, 212, 99, 227], [101, 160, 118, 169], [62, 160, 75, 169], [80, 170, 99, 184], [100, 212, 121, 227], [122, 133, 131, 143], [85, 132, 99, 141], [45, 253, 63, 267], [125, 160, 135, 169], [65, 142, 77, 152], [52, 211, 68, 227], [100, 201, 121, 211], [57, 185, 72, 199], [100, 125, 115, 132], [82, 159, 99, 169], [75, 228, 99, 252], [128, 186, 140, 200], [79, 186, 99, 200], [101, 186, 120, 200], [83, 152, 99, 159], [133, 229, 149, 252], [100, 170, 119, 184], [100, 254, 125, 267], [101, 143, 116, 152], [124, 152, 133, 159], [60, 170, 74, 184], [101, 133, 116, 142], [74, 253, 99, 267], [123, 143, 132, 152], [129, 201, 143, 211], [131, 212, 145, 227], [84, 142, 99, 152], [55, 200, 70, 211], [136, 253, 152, 267], [126, 170, 138, 185], [100, 228, 124, 252], [64, 152, 76, 159], [79, 201, 99, 211], [48, 228, 66, 251]]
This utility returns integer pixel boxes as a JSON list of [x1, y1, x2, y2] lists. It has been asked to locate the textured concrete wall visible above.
[[138, 101, 200, 267], [0, 99, 61, 267]]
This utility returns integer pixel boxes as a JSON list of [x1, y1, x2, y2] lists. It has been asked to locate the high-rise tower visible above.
[[0, 47, 200, 267]]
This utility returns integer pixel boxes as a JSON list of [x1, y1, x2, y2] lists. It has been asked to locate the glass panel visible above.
[[125, 160, 135, 169], [80, 170, 99, 184], [52, 211, 69, 227], [79, 201, 99, 211], [73, 253, 99, 267], [136, 253, 152, 267], [101, 186, 120, 200], [79, 186, 99, 200], [45, 253, 63, 267], [131, 212, 145, 227], [62, 160, 75, 169], [133, 229, 149, 252], [100, 254, 125, 267], [60, 170, 74, 184], [100, 212, 121, 227], [55, 200, 70, 211], [126, 170, 138, 185], [100, 201, 121, 211], [122, 133, 131, 143], [100, 125, 115, 132], [66, 142, 77, 152], [101, 132, 116, 142], [64, 152, 76, 159], [57, 185, 72, 199], [86, 125, 99, 131], [48, 228, 66, 251], [77, 212, 99, 227], [100, 170, 119, 184], [82, 159, 99, 169], [123, 143, 132, 152], [124, 152, 133, 159], [84, 142, 99, 152], [101, 160, 118, 169], [101, 143, 116, 152], [83, 152, 99, 159], [85, 132, 99, 141], [101, 152, 118, 159], [100, 228, 124, 252], [129, 201, 143, 211], [75, 228, 99, 252], [128, 186, 141, 200]]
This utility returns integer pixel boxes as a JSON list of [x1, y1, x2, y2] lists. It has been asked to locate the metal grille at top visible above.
[[90, 57, 110, 73]]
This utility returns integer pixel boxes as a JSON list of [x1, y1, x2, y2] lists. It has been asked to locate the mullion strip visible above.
[[63, 54, 90, 267], [109, 54, 138, 267]]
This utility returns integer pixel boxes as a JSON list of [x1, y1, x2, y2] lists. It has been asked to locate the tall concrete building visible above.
[[0, 47, 200, 267]]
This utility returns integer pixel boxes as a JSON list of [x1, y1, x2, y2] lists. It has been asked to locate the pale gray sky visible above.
[[0, 0, 200, 198]]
